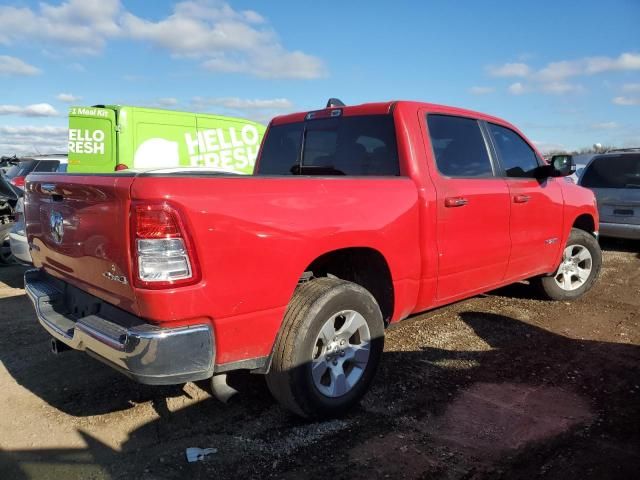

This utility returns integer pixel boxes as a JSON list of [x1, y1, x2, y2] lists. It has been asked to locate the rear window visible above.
[[580, 154, 640, 189], [256, 115, 400, 176], [5, 160, 36, 178], [33, 160, 61, 173]]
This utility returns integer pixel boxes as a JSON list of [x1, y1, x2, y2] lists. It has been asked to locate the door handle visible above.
[[513, 194, 531, 203], [444, 196, 469, 208]]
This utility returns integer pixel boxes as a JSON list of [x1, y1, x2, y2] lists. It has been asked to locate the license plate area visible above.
[[63, 283, 102, 320]]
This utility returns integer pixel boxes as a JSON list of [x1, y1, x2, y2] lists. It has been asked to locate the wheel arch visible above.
[[572, 213, 597, 236], [301, 247, 395, 325]]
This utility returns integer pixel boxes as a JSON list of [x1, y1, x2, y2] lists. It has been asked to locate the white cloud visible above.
[[488, 63, 531, 77], [0, 0, 122, 55], [0, 1, 326, 79], [155, 97, 179, 107], [56, 93, 82, 103], [192, 97, 293, 110], [613, 96, 640, 106], [539, 82, 585, 95], [469, 86, 494, 95], [622, 83, 640, 93], [532, 140, 568, 154], [536, 60, 584, 82], [0, 55, 41, 76], [0, 125, 67, 155], [488, 52, 640, 96], [0, 103, 59, 117], [191, 96, 294, 123], [584, 53, 640, 74], [121, 2, 326, 79], [493, 53, 640, 82], [508, 82, 527, 95], [591, 122, 619, 130]]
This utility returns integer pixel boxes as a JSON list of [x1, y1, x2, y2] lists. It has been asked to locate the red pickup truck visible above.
[[24, 100, 601, 418]]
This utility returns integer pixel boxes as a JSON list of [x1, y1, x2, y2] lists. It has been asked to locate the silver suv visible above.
[[579, 149, 640, 240]]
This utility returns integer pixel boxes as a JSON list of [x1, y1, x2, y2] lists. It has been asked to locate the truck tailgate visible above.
[[25, 174, 138, 314]]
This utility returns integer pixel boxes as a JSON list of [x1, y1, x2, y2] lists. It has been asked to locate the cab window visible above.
[[427, 114, 493, 178], [488, 123, 540, 178]]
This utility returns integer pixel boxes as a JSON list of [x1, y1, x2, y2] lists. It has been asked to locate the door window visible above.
[[427, 114, 493, 178], [488, 123, 540, 178]]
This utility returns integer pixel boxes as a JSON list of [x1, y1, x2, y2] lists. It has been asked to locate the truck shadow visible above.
[[0, 263, 28, 289], [598, 237, 639, 254], [1, 306, 638, 479]]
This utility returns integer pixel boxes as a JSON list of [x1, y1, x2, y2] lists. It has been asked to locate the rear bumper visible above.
[[24, 269, 215, 385], [599, 222, 640, 240]]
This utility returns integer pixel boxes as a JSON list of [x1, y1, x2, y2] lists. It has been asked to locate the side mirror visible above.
[[549, 154, 575, 177]]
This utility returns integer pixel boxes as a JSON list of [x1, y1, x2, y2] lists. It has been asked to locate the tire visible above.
[[0, 234, 15, 265], [266, 277, 384, 419], [535, 228, 602, 301]]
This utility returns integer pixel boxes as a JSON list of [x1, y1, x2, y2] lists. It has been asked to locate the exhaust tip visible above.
[[50, 338, 70, 354]]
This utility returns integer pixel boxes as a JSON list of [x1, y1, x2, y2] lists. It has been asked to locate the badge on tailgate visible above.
[[49, 211, 64, 243]]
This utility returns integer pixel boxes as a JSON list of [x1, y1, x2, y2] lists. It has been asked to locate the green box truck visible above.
[[67, 105, 267, 174]]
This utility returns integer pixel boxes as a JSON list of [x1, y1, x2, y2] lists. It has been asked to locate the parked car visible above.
[[579, 148, 640, 239], [4, 154, 68, 189], [0, 155, 19, 175], [569, 153, 595, 184], [0, 171, 20, 264], [24, 100, 601, 419], [9, 196, 30, 264]]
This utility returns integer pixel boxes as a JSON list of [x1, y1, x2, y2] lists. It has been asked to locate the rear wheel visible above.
[[535, 228, 602, 301], [0, 234, 15, 265], [266, 277, 384, 419]]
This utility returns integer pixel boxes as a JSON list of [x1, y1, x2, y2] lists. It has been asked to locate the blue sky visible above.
[[1, 0, 639, 154]]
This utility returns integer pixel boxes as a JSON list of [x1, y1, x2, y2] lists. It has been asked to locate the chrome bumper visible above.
[[25, 269, 215, 385]]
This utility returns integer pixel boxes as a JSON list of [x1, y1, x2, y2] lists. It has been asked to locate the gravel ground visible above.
[[0, 238, 638, 479]]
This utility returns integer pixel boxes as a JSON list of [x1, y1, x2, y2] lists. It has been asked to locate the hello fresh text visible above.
[[185, 125, 260, 171], [68, 129, 105, 154]]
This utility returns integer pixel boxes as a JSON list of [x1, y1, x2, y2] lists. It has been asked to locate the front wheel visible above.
[[535, 228, 602, 301], [266, 277, 384, 419]]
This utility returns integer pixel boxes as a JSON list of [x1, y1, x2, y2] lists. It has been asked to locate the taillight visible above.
[[10, 176, 25, 188], [115, 163, 129, 171], [131, 203, 200, 288]]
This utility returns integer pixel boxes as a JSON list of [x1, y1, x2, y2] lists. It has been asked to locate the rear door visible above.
[[423, 113, 511, 301], [580, 154, 640, 228], [486, 123, 564, 279], [25, 174, 138, 313], [67, 107, 116, 173]]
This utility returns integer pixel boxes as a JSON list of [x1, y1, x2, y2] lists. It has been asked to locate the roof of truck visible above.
[[270, 100, 514, 129]]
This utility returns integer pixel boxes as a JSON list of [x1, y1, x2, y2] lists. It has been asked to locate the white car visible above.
[[9, 196, 30, 264]]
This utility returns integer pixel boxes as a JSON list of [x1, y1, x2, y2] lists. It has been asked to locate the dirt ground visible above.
[[1, 239, 639, 480]]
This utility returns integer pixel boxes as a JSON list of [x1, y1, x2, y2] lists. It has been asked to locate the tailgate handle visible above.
[[40, 183, 64, 201]]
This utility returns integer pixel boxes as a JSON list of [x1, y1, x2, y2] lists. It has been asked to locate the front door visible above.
[[486, 122, 564, 279]]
